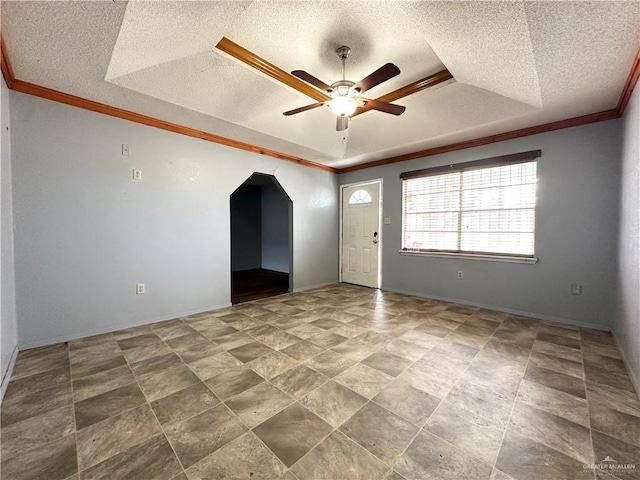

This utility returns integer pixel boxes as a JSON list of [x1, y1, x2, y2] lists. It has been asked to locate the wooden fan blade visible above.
[[354, 63, 400, 93], [215, 37, 331, 103], [336, 116, 349, 131], [283, 102, 325, 116], [351, 69, 453, 118], [360, 98, 405, 116], [291, 70, 333, 93]]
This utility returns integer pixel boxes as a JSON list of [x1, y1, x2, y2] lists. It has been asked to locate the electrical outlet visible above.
[[133, 169, 142, 180], [136, 283, 145, 295], [122, 144, 130, 156], [571, 283, 582, 295], [457, 271, 463, 279], [384, 217, 391, 225]]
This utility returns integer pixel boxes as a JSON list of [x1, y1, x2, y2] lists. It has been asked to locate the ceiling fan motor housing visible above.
[[336, 45, 351, 60], [330, 80, 358, 97]]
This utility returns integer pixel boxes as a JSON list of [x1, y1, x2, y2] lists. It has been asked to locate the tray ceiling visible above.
[[1, 1, 638, 168]]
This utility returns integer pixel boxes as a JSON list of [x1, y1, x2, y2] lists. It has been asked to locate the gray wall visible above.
[[262, 182, 290, 273], [616, 83, 640, 391], [1, 75, 17, 398], [341, 120, 622, 328], [11, 92, 339, 348], [231, 184, 262, 271]]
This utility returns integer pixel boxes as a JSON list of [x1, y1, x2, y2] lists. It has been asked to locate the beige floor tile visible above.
[[259, 331, 304, 350], [482, 338, 530, 364], [395, 430, 492, 480], [0, 432, 77, 480], [129, 352, 184, 379], [227, 341, 275, 363], [138, 364, 200, 402], [164, 330, 209, 351], [75, 383, 146, 430], [373, 379, 440, 426], [214, 331, 254, 351], [204, 366, 264, 400], [307, 332, 349, 349], [186, 432, 287, 480], [340, 401, 419, 465], [1, 405, 74, 461], [280, 340, 325, 361], [444, 378, 515, 428], [187, 351, 243, 380], [509, 401, 594, 463], [496, 430, 593, 480], [383, 338, 430, 361], [300, 381, 366, 428], [175, 341, 222, 363], [532, 339, 583, 363], [150, 381, 220, 428], [529, 351, 584, 378], [591, 429, 640, 480], [253, 403, 333, 467], [524, 363, 586, 399], [305, 350, 355, 378], [4, 285, 637, 480], [78, 434, 181, 480], [585, 363, 637, 393], [71, 350, 128, 379], [226, 382, 293, 428], [2, 382, 72, 427], [4, 366, 70, 400], [76, 404, 161, 470], [248, 351, 298, 379], [361, 351, 413, 377], [426, 401, 505, 465], [517, 379, 590, 427], [271, 365, 329, 399], [164, 403, 246, 468], [291, 431, 388, 480], [589, 398, 640, 448], [334, 363, 394, 399], [331, 339, 378, 361], [72, 364, 136, 402]]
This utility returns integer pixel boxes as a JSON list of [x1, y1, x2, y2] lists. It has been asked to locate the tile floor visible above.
[[1, 284, 639, 480]]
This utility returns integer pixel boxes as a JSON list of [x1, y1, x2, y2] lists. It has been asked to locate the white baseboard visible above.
[[18, 302, 232, 351], [1, 345, 19, 402], [381, 286, 610, 331], [611, 329, 640, 401], [293, 281, 338, 293]]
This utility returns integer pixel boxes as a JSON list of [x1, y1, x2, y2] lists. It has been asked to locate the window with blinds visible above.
[[401, 153, 538, 258]]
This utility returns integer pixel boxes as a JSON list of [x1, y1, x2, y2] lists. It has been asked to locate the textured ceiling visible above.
[[1, 1, 639, 168]]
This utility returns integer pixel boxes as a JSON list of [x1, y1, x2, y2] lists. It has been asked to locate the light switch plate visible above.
[[384, 217, 391, 225]]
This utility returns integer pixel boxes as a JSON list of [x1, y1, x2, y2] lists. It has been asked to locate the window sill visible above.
[[399, 250, 538, 264]]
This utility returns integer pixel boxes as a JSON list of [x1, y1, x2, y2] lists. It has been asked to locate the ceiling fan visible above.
[[284, 46, 406, 131], [215, 37, 454, 132]]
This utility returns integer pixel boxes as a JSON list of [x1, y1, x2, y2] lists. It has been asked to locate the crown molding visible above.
[[1, 36, 15, 89], [0, 36, 337, 174], [338, 109, 618, 173], [340, 46, 640, 174], [1, 35, 637, 176], [616, 47, 640, 117]]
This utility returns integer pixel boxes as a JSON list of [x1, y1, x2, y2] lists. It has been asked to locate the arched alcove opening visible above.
[[230, 173, 293, 304]]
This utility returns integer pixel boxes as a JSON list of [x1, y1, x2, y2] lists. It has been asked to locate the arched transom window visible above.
[[348, 190, 372, 204]]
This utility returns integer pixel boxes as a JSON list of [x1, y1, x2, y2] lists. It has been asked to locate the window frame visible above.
[[399, 150, 540, 263]]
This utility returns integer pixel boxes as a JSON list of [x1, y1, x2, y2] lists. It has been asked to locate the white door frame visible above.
[[339, 179, 383, 288]]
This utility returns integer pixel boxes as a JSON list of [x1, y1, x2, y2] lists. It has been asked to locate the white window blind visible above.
[[402, 156, 538, 257]]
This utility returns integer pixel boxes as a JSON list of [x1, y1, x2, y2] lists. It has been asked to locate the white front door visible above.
[[341, 181, 381, 288]]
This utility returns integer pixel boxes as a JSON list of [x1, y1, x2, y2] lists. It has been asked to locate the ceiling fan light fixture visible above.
[[329, 96, 358, 117]]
